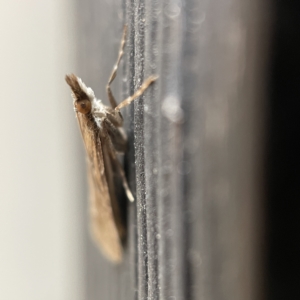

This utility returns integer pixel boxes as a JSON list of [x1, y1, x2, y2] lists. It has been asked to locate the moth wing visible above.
[[77, 114, 123, 263], [100, 134, 126, 240]]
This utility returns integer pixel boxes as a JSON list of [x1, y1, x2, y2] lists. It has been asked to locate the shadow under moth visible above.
[[65, 26, 157, 263]]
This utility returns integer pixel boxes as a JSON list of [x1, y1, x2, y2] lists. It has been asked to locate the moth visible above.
[[65, 26, 157, 263]]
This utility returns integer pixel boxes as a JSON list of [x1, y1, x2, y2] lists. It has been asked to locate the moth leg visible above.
[[115, 75, 158, 111], [103, 118, 127, 153], [103, 132, 134, 202], [106, 25, 127, 109], [106, 108, 124, 128]]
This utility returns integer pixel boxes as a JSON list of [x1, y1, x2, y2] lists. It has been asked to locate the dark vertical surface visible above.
[[266, 1, 300, 299], [75, 0, 272, 299]]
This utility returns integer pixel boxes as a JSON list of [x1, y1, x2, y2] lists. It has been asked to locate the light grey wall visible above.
[[0, 1, 84, 299]]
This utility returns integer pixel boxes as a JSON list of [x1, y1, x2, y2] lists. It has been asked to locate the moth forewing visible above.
[[77, 111, 124, 263]]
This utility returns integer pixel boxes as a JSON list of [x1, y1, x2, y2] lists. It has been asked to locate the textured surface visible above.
[[76, 0, 271, 299]]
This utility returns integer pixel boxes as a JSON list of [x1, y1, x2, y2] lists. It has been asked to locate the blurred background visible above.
[[0, 1, 84, 299], [1, 0, 300, 299]]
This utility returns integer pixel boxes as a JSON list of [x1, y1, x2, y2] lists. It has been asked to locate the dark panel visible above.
[[266, 0, 300, 299]]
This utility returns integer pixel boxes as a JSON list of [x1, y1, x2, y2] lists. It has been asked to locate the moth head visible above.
[[65, 74, 94, 115]]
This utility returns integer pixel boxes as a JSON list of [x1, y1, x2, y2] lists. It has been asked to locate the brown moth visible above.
[[65, 26, 157, 263]]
